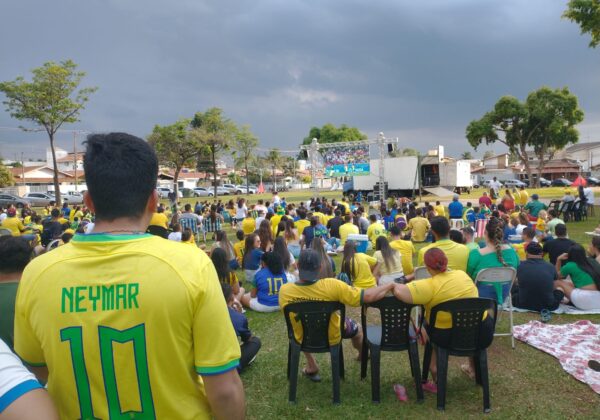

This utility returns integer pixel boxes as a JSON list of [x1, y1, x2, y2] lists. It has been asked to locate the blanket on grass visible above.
[[513, 320, 600, 394], [507, 304, 600, 315]]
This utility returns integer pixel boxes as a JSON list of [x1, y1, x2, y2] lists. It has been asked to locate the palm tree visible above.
[[232, 125, 259, 193], [264, 148, 282, 192]]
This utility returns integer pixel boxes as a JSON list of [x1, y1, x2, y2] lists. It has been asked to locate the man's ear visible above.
[[83, 191, 95, 213], [146, 190, 159, 213]]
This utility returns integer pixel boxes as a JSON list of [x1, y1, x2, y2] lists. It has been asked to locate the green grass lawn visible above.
[[194, 192, 600, 418]]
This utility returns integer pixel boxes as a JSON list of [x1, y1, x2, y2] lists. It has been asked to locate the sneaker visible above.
[[422, 381, 437, 394], [393, 384, 408, 402]]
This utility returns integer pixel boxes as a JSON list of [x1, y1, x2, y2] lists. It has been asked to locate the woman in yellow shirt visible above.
[[340, 241, 377, 288]]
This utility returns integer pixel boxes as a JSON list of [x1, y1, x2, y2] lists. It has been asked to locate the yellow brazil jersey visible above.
[[347, 253, 377, 289], [14, 233, 240, 420], [339, 201, 350, 215], [241, 217, 256, 235], [233, 241, 245, 265], [295, 219, 310, 236], [519, 190, 529, 206], [366, 222, 386, 247], [406, 270, 479, 329], [270, 214, 282, 235], [312, 212, 325, 225], [278, 278, 363, 345], [513, 242, 526, 261], [434, 205, 446, 218], [408, 216, 430, 242], [417, 239, 469, 272], [339, 222, 359, 245], [1, 217, 25, 236], [149, 212, 168, 229], [390, 239, 416, 275]]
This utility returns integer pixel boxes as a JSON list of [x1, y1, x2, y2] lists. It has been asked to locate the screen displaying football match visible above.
[[320, 144, 370, 177]]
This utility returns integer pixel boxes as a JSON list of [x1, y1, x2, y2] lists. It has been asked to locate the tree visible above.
[[147, 119, 201, 199], [0, 60, 97, 205], [0, 162, 13, 188], [401, 148, 419, 157], [482, 151, 496, 160], [301, 123, 367, 145], [563, 0, 600, 48], [466, 87, 584, 187], [264, 148, 283, 191], [460, 151, 473, 159], [232, 125, 259, 194], [191, 108, 236, 197]]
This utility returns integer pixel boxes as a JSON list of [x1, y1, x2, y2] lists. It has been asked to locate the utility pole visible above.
[[310, 138, 318, 195], [378, 132, 386, 202], [21, 152, 25, 192], [73, 131, 78, 191]]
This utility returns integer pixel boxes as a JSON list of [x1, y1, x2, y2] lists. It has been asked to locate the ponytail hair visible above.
[[486, 217, 508, 266]]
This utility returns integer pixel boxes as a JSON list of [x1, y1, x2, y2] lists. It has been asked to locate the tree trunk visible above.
[[211, 146, 217, 197], [245, 160, 249, 194], [49, 132, 62, 206], [272, 166, 276, 192], [173, 166, 181, 200], [519, 145, 535, 188]]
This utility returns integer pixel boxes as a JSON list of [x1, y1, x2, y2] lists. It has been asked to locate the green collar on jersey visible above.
[[72, 233, 152, 242]]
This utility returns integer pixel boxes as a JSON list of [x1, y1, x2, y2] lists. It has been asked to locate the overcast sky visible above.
[[1, 0, 599, 161]]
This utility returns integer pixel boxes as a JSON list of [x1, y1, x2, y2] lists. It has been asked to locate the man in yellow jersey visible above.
[[407, 208, 430, 243], [339, 214, 359, 246], [518, 185, 529, 206], [14, 133, 245, 420], [366, 214, 386, 248], [294, 209, 310, 236], [417, 216, 469, 272], [241, 213, 256, 236], [270, 207, 283, 235], [434, 201, 446, 218], [148, 205, 169, 229]]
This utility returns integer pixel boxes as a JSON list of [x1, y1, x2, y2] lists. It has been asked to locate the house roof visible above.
[[56, 153, 85, 163], [566, 142, 600, 153]]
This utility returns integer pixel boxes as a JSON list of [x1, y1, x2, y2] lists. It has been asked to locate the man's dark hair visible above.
[[522, 227, 535, 240], [369, 214, 377, 223], [389, 225, 401, 236], [0, 236, 32, 273], [548, 209, 557, 218], [84, 133, 158, 221], [430, 216, 450, 238], [184, 203, 192, 212], [51, 209, 60, 218], [555, 223, 567, 237], [236, 230, 245, 241]]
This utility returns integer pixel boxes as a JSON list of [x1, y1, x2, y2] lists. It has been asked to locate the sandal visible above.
[[540, 309, 552, 323], [421, 381, 437, 394], [589, 360, 600, 372], [393, 384, 408, 402], [302, 368, 321, 382]]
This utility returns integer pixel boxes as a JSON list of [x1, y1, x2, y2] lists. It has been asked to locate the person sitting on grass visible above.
[[222, 283, 261, 373], [241, 252, 288, 313], [392, 247, 495, 389], [340, 241, 377, 289], [554, 244, 600, 310], [512, 242, 563, 312], [242, 233, 264, 283], [278, 249, 395, 382], [418, 216, 469, 272], [233, 230, 245, 266], [406, 208, 430, 243], [212, 247, 245, 304], [513, 227, 536, 261], [461, 226, 479, 251]]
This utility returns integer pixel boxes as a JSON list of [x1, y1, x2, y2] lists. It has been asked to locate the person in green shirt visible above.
[[0, 236, 32, 350], [524, 193, 547, 220], [545, 209, 564, 237], [554, 244, 600, 310]]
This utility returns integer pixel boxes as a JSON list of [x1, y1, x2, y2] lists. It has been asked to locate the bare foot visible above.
[[461, 363, 475, 380]]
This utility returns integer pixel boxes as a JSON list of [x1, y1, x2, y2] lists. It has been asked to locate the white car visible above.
[[215, 187, 230, 196], [221, 184, 239, 194], [481, 179, 503, 188], [503, 179, 528, 188], [156, 187, 182, 199], [23, 192, 55, 206], [235, 185, 256, 194], [193, 187, 214, 197]]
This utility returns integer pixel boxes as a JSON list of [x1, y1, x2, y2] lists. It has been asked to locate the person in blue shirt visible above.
[[61, 202, 71, 219], [383, 210, 395, 231], [241, 252, 287, 312], [448, 194, 464, 219], [222, 283, 261, 372], [242, 233, 264, 283]]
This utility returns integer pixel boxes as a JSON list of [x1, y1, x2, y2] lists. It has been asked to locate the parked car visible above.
[[551, 178, 572, 187], [503, 179, 528, 188], [156, 187, 182, 199], [62, 191, 84, 204], [221, 183, 240, 194], [538, 177, 552, 187], [0, 193, 30, 208], [215, 187, 230, 196], [235, 185, 256, 194], [193, 187, 214, 197], [481, 179, 503, 188], [587, 177, 600, 186], [23, 192, 56, 206]]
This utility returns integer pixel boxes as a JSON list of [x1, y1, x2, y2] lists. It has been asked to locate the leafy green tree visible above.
[[148, 119, 201, 199], [232, 125, 259, 194], [0, 162, 13, 188], [563, 0, 600, 48], [264, 148, 283, 191], [483, 151, 496, 160], [192, 108, 237, 197], [401, 148, 419, 157], [0, 60, 97, 205], [302, 123, 367, 145], [460, 151, 473, 159], [466, 87, 584, 187]]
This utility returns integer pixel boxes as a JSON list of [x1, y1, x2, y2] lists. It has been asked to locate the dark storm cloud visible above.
[[1, 0, 599, 159]]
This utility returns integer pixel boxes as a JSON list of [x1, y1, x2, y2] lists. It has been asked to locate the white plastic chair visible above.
[[450, 219, 464, 230], [474, 267, 517, 349], [0, 228, 12, 237], [413, 266, 430, 281]]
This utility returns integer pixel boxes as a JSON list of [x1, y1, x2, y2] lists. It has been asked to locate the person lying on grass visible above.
[[278, 249, 394, 382]]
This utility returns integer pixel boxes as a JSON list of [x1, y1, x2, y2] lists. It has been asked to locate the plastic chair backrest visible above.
[[179, 216, 199, 234], [474, 267, 516, 305], [413, 266, 430, 280], [362, 297, 420, 350], [203, 218, 221, 233], [429, 297, 498, 353], [46, 239, 61, 251], [146, 225, 168, 238], [283, 301, 345, 352], [0, 228, 12, 237]]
